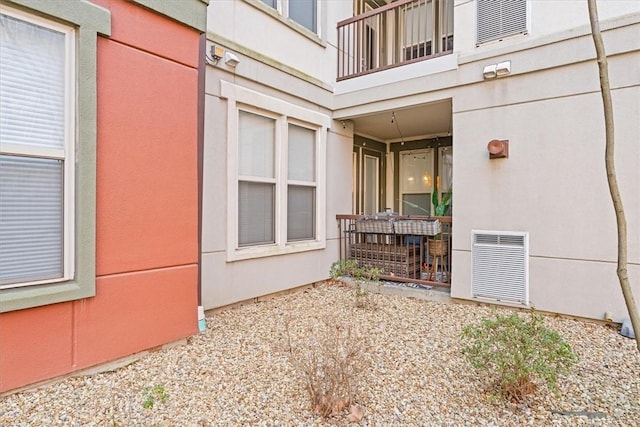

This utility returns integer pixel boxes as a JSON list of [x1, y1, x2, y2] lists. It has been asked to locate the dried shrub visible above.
[[285, 317, 368, 418], [461, 311, 578, 402]]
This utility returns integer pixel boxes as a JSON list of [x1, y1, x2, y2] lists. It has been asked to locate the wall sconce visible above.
[[483, 60, 511, 79], [224, 51, 240, 67], [487, 139, 509, 159]]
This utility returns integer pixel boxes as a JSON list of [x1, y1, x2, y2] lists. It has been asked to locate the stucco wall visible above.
[[0, 0, 202, 393], [206, 0, 350, 85], [332, 8, 639, 322], [450, 44, 639, 320], [201, 48, 352, 308]]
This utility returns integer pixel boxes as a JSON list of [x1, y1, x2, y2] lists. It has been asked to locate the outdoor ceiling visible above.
[[347, 99, 452, 142]]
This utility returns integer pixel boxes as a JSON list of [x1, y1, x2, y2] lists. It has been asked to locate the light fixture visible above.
[[224, 51, 240, 67], [496, 60, 511, 76], [483, 60, 511, 79], [482, 64, 497, 79], [487, 139, 509, 159], [210, 44, 224, 61]]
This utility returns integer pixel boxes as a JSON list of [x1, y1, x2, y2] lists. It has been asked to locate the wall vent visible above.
[[472, 230, 528, 304]]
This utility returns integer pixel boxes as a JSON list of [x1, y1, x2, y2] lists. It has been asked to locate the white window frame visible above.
[[254, 0, 321, 36], [0, 5, 75, 289], [221, 81, 329, 262]]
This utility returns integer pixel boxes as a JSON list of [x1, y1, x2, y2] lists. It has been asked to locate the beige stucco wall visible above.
[[449, 17, 640, 321], [201, 50, 353, 310], [332, 8, 639, 321], [206, 0, 351, 85]]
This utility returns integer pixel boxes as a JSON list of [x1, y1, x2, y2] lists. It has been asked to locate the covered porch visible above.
[[336, 214, 452, 287], [335, 92, 453, 288]]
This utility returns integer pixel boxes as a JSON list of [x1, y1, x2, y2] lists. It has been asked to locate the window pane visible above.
[[238, 111, 275, 178], [261, 0, 276, 8], [289, 0, 316, 32], [402, 193, 430, 216], [288, 124, 315, 182], [287, 185, 315, 241], [238, 181, 275, 246], [0, 155, 63, 286], [438, 146, 452, 192], [0, 13, 66, 150], [363, 155, 378, 215]]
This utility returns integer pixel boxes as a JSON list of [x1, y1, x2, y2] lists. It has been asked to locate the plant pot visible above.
[[428, 238, 448, 256]]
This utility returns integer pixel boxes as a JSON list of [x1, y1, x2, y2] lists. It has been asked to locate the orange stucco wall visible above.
[[0, 0, 201, 393]]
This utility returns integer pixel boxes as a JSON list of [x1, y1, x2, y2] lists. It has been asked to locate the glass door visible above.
[[400, 149, 434, 215]]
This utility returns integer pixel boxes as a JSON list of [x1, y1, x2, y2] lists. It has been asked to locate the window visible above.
[[0, 1, 109, 313], [476, 0, 527, 45], [258, 0, 318, 33], [221, 82, 329, 261], [0, 9, 74, 288]]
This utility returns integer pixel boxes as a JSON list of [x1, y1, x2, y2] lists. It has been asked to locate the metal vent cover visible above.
[[472, 230, 529, 304], [476, 0, 528, 45]]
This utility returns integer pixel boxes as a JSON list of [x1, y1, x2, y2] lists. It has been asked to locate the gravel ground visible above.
[[1, 282, 639, 426]]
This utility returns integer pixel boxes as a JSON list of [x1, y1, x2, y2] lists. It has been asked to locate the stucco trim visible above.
[[131, 0, 208, 32]]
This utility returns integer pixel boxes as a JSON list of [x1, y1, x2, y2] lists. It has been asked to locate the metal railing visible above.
[[337, 0, 454, 80], [336, 214, 452, 287]]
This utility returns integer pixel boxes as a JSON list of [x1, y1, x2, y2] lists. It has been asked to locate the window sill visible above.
[[227, 239, 326, 262], [0, 278, 95, 313]]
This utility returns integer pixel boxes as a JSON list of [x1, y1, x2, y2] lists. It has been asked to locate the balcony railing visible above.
[[336, 214, 452, 288], [337, 0, 453, 80]]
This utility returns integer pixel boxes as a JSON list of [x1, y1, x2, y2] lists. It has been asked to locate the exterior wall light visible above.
[[224, 51, 240, 67], [487, 139, 509, 159], [483, 64, 497, 79], [483, 60, 511, 79], [496, 61, 511, 76]]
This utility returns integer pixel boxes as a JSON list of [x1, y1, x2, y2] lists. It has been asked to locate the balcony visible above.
[[336, 214, 452, 287], [337, 0, 454, 80]]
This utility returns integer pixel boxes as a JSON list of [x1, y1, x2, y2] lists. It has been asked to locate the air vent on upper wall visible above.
[[472, 230, 529, 304]]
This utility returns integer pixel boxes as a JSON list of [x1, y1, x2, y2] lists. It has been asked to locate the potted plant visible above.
[[432, 186, 452, 216]]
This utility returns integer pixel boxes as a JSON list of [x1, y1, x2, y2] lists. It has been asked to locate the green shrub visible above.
[[461, 311, 578, 402], [329, 259, 382, 282], [329, 260, 382, 309], [329, 259, 359, 279], [142, 384, 169, 409]]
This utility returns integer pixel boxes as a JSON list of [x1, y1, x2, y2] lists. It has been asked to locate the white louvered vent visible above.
[[472, 230, 529, 304], [477, 0, 528, 45]]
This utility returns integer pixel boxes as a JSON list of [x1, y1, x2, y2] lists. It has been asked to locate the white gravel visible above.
[[1, 282, 639, 426]]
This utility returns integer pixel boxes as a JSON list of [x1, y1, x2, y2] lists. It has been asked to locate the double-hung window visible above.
[[0, 8, 75, 288], [222, 82, 329, 261], [258, 0, 318, 34], [0, 1, 109, 313]]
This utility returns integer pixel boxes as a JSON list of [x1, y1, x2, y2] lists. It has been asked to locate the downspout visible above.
[[196, 32, 206, 332]]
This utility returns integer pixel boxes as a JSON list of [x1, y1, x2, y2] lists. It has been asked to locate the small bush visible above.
[[285, 317, 367, 418], [329, 260, 382, 309], [142, 384, 169, 409], [461, 311, 578, 402]]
